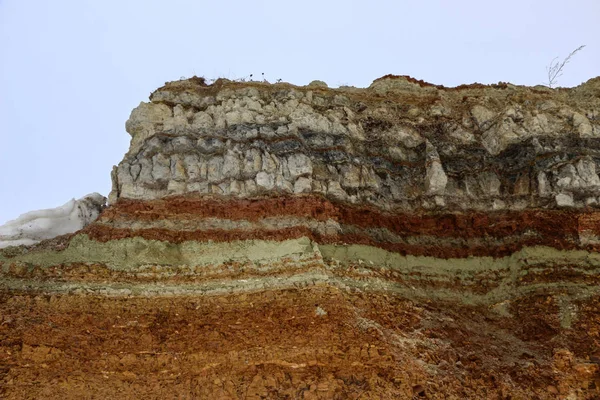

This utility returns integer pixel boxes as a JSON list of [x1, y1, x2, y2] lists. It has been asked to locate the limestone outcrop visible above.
[[112, 75, 600, 212], [2, 75, 600, 399]]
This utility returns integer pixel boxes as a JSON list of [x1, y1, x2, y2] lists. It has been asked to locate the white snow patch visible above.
[[0, 193, 106, 249]]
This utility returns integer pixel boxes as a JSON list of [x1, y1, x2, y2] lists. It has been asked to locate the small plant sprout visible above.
[[545, 45, 586, 88]]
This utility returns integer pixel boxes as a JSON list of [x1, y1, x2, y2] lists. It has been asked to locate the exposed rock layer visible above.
[[2, 75, 600, 398], [112, 75, 600, 212]]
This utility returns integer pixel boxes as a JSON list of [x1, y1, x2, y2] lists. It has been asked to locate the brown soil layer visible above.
[[1, 287, 598, 399]]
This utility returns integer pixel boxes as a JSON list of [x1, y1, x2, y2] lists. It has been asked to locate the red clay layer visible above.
[[100, 195, 590, 240], [86, 195, 600, 258]]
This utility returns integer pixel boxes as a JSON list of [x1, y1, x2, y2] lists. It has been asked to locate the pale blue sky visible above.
[[1, 0, 598, 224]]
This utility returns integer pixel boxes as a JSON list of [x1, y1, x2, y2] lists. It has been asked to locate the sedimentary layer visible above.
[[3, 76, 600, 302], [2, 75, 600, 398]]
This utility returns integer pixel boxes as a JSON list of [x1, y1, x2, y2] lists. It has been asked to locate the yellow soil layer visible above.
[[1, 286, 599, 399]]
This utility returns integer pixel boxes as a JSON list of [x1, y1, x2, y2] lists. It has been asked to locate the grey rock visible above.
[[170, 137, 195, 153], [573, 112, 594, 138], [307, 80, 328, 88], [198, 138, 225, 154], [111, 76, 600, 212], [424, 141, 448, 195], [471, 105, 496, 131], [188, 182, 209, 193], [207, 156, 224, 182], [340, 164, 361, 189], [242, 148, 262, 177], [222, 151, 242, 179], [479, 172, 501, 196], [184, 155, 203, 181], [151, 154, 171, 181], [294, 177, 313, 193], [170, 155, 187, 180]]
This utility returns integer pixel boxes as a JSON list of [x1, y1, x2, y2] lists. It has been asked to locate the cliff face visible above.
[[2, 76, 600, 399], [113, 75, 600, 210]]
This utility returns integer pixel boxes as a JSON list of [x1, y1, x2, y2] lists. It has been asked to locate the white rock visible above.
[[360, 166, 380, 190], [125, 102, 172, 154], [471, 105, 496, 130], [0, 193, 106, 249], [129, 164, 141, 182], [230, 180, 243, 195], [244, 179, 257, 195], [170, 155, 187, 180], [524, 113, 550, 136], [222, 151, 241, 179], [163, 104, 190, 134], [557, 158, 600, 190], [395, 126, 424, 148], [289, 104, 332, 132], [245, 98, 262, 112], [576, 157, 600, 187], [340, 164, 361, 189], [207, 156, 224, 182], [294, 177, 313, 193], [116, 162, 134, 184], [538, 172, 552, 197], [424, 141, 448, 195], [327, 181, 347, 200], [119, 183, 147, 199], [556, 193, 574, 207], [211, 184, 225, 195], [167, 180, 186, 194], [191, 111, 214, 131], [261, 152, 279, 173], [242, 148, 262, 177], [573, 112, 595, 138], [312, 180, 326, 194], [481, 120, 520, 156], [448, 125, 476, 144], [225, 110, 242, 126], [492, 199, 506, 210], [184, 155, 203, 180], [256, 172, 275, 190], [275, 175, 294, 193], [287, 153, 313, 179]]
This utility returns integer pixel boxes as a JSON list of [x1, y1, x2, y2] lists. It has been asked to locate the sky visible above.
[[0, 0, 599, 224]]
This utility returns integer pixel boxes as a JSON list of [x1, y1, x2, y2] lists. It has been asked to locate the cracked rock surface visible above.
[[112, 75, 600, 211]]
